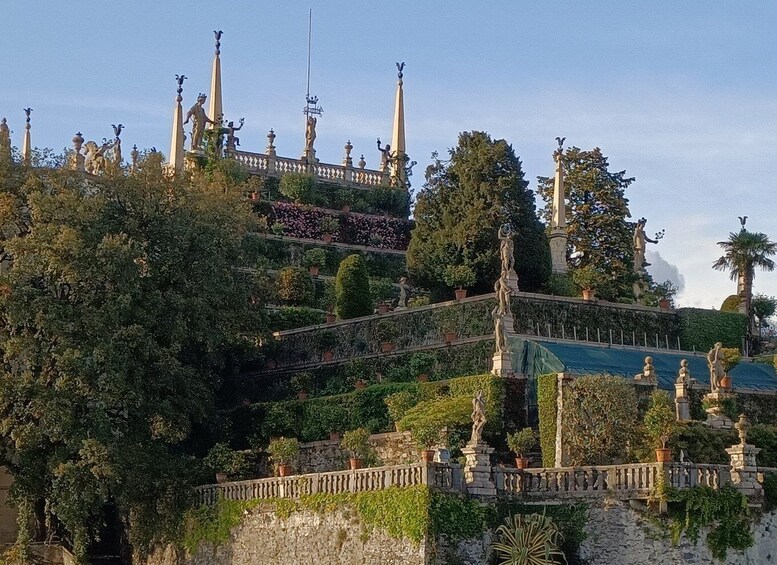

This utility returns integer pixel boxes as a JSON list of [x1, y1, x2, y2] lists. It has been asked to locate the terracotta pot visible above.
[[309, 265, 319, 277], [326, 312, 337, 323], [349, 458, 362, 470], [381, 341, 395, 353], [250, 192, 258, 201], [215, 472, 228, 484], [515, 457, 529, 470], [354, 379, 367, 390], [455, 289, 467, 300], [655, 448, 672, 463], [329, 432, 341, 442], [421, 449, 436, 463], [341, 205, 350, 214], [277, 464, 291, 477], [296, 391, 309, 401], [322, 233, 333, 243], [266, 360, 277, 370], [720, 375, 732, 390], [417, 374, 429, 382], [658, 298, 671, 310], [378, 303, 390, 314], [322, 350, 334, 362], [444, 331, 457, 344], [582, 289, 595, 301]]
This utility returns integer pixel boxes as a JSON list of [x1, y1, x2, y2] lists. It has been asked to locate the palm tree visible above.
[[712, 229, 777, 340]]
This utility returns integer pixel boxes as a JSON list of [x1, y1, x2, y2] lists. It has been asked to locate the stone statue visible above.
[[633, 218, 658, 273], [111, 124, 123, 166], [707, 342, 725, 393], [634, 356, 657, 383], [225, 118, 244, 150], [493, 316, 507, 353], [498, 224, 515, 274], [470, 391, 486, 445], [84, 140, 111, 175], [397, 277, 408, 309], [184, 93, 215, 150], [377, 138, 391, 172], [0, 118, 9, 150], [735, 414, 750, 445], [304, 115, 317, 155], [493, 275, 511, 318], [677, 359, 691, 386]]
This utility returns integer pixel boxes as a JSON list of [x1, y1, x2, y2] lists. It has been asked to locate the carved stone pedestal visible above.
[[703, 391, 734, 429], [726, 442, 762, 497], [675, 394, 690, 422], [505, 269, 520, 294], [462, 442, 495, 496], [491, 351, 513, 377]]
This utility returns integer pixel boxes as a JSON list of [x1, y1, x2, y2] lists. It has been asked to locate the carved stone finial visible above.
[[358, 154, 366, 169], [112, 124, 124, 140], [266, 129, 276, 156], [23, 108, 32, 123], [72, 132, 84, 153], [175, 74, 187, 101], [396, 61, 405, 80], [343, 140, 353, 167], [214, 30, 223, 54], [735, 414, 750, 445]]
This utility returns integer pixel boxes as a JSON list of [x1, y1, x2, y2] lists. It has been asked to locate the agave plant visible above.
[[491, 513, 567, 565]]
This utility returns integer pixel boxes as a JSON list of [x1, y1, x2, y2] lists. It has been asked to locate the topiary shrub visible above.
[[335, 254, 372, 319], [303, 247, 327, 269], [442, 264, 476, 290], [279, 172, 315, 204], [537, 373, 558, 467], [720, 294, 742, 313], [643, 390, 679, 451], [341, 427, 372, 461], [276, 266, 314, 306]]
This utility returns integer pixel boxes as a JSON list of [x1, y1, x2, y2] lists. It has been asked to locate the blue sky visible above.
[[3, 1, 777, 309]]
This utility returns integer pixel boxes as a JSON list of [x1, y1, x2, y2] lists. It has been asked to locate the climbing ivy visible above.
[[537, 373, 558, 467]]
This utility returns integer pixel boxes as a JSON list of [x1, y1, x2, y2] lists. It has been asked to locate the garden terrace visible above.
[[258, 292, 745, 373]]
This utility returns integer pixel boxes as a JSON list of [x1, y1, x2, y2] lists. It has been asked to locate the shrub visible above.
[[507, 428, 536, 458], [677, 308, 747, 351], [341, 428, 371, 460], [543, 273, 576, 297], [720, 294, 742, 312], [277, 266, 314, 306], [385, 391, 418, 425], [303, 247, 327, 268], [290, 372, 314, 394], [537, 373, 558, 467], [643, 390, 678, 450], [376, 319, 400, 343], [571, 264, 604, 291], [409, 352, 436, 378], [398, 396, 471, 448], [320, 215, 340, 235], [270, 221, 285, 235], [267, 306, 325, 331], [335, 254, 372, 319], [267, 437, 299, 466], [564, 375, 638, 465], [371, 277, 397, 306], [279, 172, 315, 203], [491, 513, 566, 565], [442, 264, 476, 290], [203, 443, 253, 478]]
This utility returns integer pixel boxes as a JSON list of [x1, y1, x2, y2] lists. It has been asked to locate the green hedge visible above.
[[677, 308, 747, 352], [267, 307, 326, 331], [537, 373, 558, 467], [336, 254, 373, 319]]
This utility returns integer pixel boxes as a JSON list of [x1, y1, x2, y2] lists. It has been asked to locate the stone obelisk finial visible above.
[[208, 31, 223, 130], [549, 137, 568, 274], [22, 108, 32, 164], [389, 62, 407, 188], [169, 75, 187, 172]]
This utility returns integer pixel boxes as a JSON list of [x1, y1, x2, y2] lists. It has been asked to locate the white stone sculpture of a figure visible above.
[[184, 94, 215, 150], [397, 277, 408, 308], [470, 391, 487, 445], [493, 275, 511, 318], [498, 224, 515, 274], [707, 342, 725, 393], [305, 116, 317, 154], [0, 118, 9, 150], [633, 218, 658, 273]]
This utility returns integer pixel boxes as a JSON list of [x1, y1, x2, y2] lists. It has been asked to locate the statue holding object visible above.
[[184, 93, 215, 151]]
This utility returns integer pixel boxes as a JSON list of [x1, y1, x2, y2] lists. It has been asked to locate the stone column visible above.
[[554, 372, 573, 467], [461, 441, 496, 496], [674, 359, 692, 422], [266, 129, 277, 174], [726, 415, 762, 498], [343, 140, 354, 182], [703, 390, 734, 429], [71, 132, 85, 172]]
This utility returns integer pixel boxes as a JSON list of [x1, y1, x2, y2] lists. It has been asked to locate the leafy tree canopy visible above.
[[537, 147, 635, 301], [0, 153, 266, 560], [407, 131, 550, 298]]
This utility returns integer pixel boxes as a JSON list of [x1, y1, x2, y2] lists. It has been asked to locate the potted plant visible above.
[[325, 309, 337, 324], [303, 247, 327, 277], [443, 264, 476, 300], [655, 280, 678, 310], [319, 216, 340, 243], [270, 221, 285, 236], [719, 347, 741, 390], [204, 443, 251, 484], [643, 390, 678, 463], [290, 371, 314, 400], [371, 278, 396, 313], [354, 378, 368, 391], [376, 319, 399, 353], [318, 330, 339, 362], [572, 265, 604, 301], [385, 391, 417, 431], [409, 352, 436, 382], [341, 427, 371, 470], [507, 428, 537, 469], [436, 308, 460, 344], [268, 437, 299, 477], [413, 424, 442, 463]]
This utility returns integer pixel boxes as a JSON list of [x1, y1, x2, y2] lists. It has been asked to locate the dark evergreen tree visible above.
[[407, 131, 550, 297], [537, 147, 635, 300], [335, 254, 372, 319]]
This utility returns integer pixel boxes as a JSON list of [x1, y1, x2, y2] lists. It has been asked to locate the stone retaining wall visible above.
[[295, 431, 417, 474]]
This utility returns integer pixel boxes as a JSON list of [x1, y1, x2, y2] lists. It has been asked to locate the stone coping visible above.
[[250, 232, 407, 255]]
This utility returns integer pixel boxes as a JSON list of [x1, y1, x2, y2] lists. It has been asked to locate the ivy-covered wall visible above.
[[677, 308, 747, 352], [537, 373, 558, 467]]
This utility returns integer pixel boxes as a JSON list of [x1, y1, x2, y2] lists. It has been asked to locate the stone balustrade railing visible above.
[[496, 462, 731, 499], [228, 150, 385, 189], [195, 462, 460, 506]]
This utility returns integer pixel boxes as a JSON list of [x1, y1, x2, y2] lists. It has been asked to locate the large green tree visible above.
[[407, 131, 550, 297], [712, 229, 776, 340], [0, 154, 264, 561], [537, 147, 635, 300]]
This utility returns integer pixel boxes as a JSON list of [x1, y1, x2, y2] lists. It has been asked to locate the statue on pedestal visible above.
[[397, 277, 408, 309], [377, 138, 391, 172], [707, 342, 725, 393], [304, 115, 317, 157], [633, 218, 659, 273], [0, 118, 9, 151], [184, 93, 215, 151], [225, 118, 244, 150], [498, 224, 515, 274], [470, 391, 486, 445]]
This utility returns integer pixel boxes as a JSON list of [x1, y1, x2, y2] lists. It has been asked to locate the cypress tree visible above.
[[335, 254, 372, 319]]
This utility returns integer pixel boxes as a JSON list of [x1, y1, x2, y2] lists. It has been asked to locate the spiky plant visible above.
[[490, 513, 567, 565]]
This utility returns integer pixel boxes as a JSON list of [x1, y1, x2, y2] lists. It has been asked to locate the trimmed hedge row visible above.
[[537, 373, 558, 467], [677, 308, 747, 352], [267, 307, 326, 332], [226, 373, 506, 448]]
